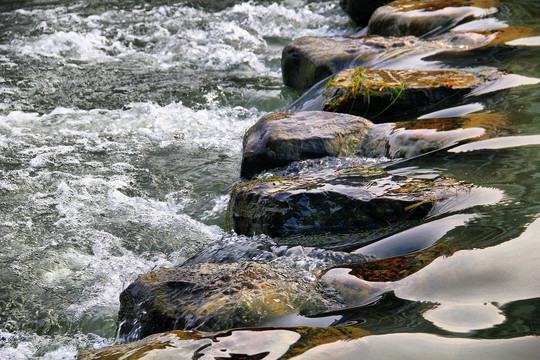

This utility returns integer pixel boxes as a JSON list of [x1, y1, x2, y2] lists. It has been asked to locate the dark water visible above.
[[0, 0, 539, 359]]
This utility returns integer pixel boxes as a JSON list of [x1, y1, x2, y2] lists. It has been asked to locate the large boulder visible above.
[[240, 111, 373, 179], [230, 169, 469, 237], [78, 326, 370, 360], [368, 0, 498, 38], [117, 262, 345, 339], [322, 68, 497, 120], [340, 0, 394, 25], [240, 111, 506, 178]]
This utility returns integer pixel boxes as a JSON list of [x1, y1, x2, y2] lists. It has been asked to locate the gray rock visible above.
[[230, 169, 469, 237], [368, 0, 498, 38], [117, 262, 344, 339], [240, 111, 373, 179], [240, 111, 506, 178]]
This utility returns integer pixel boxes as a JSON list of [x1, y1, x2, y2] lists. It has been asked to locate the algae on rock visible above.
[[322, 68, 496, 120], [117, 262, 345, 339], [230, 168, 470, 237]]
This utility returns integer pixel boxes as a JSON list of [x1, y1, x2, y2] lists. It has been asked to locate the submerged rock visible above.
[[240, 110, 505, 177], [240, 111, 373, 178], [340, 0, 393, 25], [117, 262, 344, 339], [333, 241, 458, 283], [78, 326, 369, 360], [230, 169, 469, 237], [322, 68, 497, 120], [368, 0, 498, 37]]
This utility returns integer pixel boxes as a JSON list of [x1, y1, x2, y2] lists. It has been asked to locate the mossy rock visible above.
[[78, 326, 370, 360], [281, 35, 420, 90], [240, 111, 373, 178], [340, 0, 394, 25], [322, 68, 498, 120], [117, 262, 345, 339], [368, 0, 499, 37], [230, 169, 470, 237]]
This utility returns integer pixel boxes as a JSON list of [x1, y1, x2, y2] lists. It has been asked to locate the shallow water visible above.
[[0, 0, 540, 359]]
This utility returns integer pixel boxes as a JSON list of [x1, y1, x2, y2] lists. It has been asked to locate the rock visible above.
[[281, 35, 420, 90], [368, 0, 498, 38], [117, 262, 345, 339], [322, 68, 497, 120], [340, 0, 394, 26], [240, 111, 506, 178], [282, 27, 532, 90], [240, 111, 373, 179], [230, 168, 470, 237], [78, 326, 370, 360]]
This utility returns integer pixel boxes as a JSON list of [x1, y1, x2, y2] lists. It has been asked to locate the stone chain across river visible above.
[[80, 0, 537, 358]]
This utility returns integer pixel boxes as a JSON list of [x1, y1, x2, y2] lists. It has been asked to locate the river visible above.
[[0, 0, 539, 359]]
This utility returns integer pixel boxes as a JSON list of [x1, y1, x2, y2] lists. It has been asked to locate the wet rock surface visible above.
[[368, 0, 498, 37], [322, 68, 497, 120], [230, 168, 470, 237], [241, 111, 505, 178], [117, 262, 345, 339], [281, 35, 420, 90], [78, 326, 370, 360], [282, 26, 533, 90], [241, 111, 373, 178]]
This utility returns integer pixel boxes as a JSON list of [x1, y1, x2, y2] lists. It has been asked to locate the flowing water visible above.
[[0, 0, 539, 359]]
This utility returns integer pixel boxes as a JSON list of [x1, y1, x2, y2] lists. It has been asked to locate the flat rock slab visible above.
[[368, 0, 498, 37], [282, 27, 531, 90], [230, 169, 469, 237], [322, 68, 497, 120], [241, 111, 373, 178], [240, 111, 506, 178], [340, 0, 393, 25], [117, 262, 344, 339], [78, 326, 370, 360]]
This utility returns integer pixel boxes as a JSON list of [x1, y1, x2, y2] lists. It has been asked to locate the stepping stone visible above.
[[240, 111, 506, 178], [322, 68, 498, 120], [368, 0, 498, 38], [240, 111, 373, 179], [117, 262, 345, 338], [282, 27, 531, 90], [282, 35, 420, 90], [230, 169, 469, 237]]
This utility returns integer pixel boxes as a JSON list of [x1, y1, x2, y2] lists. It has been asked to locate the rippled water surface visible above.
[[0, 0, 540, 359]]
